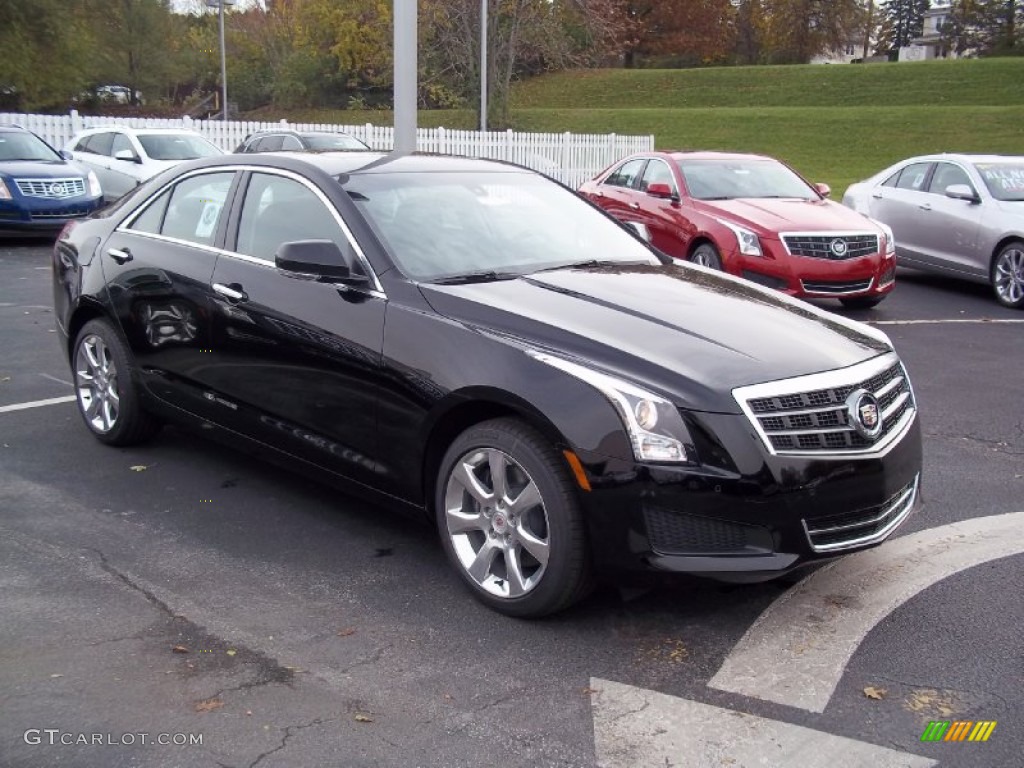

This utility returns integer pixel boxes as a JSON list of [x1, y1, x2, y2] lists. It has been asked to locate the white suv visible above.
[[65, 127, 223, 201]]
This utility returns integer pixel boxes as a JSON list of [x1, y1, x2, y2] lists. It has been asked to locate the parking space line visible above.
[[0, 395, 77, 414], [708, 511, 1024, 713], [870, 318, 1024, 325], [39, 373, 73, 388], [591, 678, 936, 768]]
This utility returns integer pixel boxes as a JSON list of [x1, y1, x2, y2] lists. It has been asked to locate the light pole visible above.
[[480, 0, 487, 133], [206, 0, 233, 120]]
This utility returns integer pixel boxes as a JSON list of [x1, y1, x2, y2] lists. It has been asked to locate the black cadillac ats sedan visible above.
[[52, 151, 922, 617]]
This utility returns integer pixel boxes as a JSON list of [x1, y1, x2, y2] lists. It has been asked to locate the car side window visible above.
[[111, 133, 134, 158], [603, 159, 646, 189], [84, 132, 115, 156], [639, 160, 677, 194], [895, 162, 932, 192], [882, 170, 901, 188], [128, 188, 172, 234], [257, 135, 285, 152], [281, 135, 303, 150], [159, 172, 235, 246], [235, 173, 347, 262], [928, 163, 974, 195]]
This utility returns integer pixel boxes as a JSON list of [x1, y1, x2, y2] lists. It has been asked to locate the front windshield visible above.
[[305, 134, 368, 151], [138, 134, 222, 161], [974, 161, 1024, 202], [345, 171, 659, 281], [678, 157, 817, 201], [0, 132, 61, 162]]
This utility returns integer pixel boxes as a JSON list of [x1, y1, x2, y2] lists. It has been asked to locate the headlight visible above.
[[0, 178, 11, 201], [87, 171, 102, 198], [871, 218, 896, 256], [528, 351, 695, 464], [715, 218, 762, 257]]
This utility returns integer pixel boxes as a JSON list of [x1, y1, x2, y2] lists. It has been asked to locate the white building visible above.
[[899, 0, 955, 60]]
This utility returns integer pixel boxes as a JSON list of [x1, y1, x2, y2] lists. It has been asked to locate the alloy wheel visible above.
[[443, 448, 550, 599], [75, 333, 120, 433], [994, 246, 1024, 306]]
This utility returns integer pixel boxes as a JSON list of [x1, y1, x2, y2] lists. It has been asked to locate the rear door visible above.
[[104, 132, 143, 200], [587, 158, 647, 224], [100, 169, 238, 418]]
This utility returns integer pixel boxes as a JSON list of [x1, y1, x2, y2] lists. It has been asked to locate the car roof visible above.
[[898, 153, 1023, 164], [72, 126, 204, 137], [246, 129, 358, 138], [183, 151, 535, 177], [0, 124, 31, 133], [662, 150, 779, 163]]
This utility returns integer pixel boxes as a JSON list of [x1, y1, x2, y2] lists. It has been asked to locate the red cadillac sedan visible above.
[[579, 151, 897, 309]]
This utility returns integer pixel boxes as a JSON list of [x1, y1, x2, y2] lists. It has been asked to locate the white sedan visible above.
[[65, 127, 223, 202]]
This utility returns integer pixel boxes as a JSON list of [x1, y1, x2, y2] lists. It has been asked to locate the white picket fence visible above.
[[1, 110, 653, 189]]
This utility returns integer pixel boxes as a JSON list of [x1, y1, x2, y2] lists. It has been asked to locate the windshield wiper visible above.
[[430, 270, 521, 285], [530, 259, 651, 274]]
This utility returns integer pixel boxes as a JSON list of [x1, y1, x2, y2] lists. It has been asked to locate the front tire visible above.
[[435, 418, 592, 617], [690, 242, 723, 270], [992, 241, 1024, 309], [72, 318, 161, 446]]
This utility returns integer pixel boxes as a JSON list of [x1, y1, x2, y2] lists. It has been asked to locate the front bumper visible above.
[[723, 241, 896, 300], [0, 196, 103, 233], [574, 409, 922, 582]]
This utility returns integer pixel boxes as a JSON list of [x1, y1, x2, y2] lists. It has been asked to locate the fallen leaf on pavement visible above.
[[582, 687, 600, 696], [337, 628, 356, 637], [354, 713, 373, 723], [863, 686, 887, 700], [226, 649, 237, 657], [129, 465, 148, 472], [171, 644, 189, 654], [0, 377, 10, 383], [195, 698, 224, 713], [50, 673, 63, 678]]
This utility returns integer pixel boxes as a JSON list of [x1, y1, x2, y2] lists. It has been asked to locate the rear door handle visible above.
[[871, 192, 883, 199], [107, 247, 133, 265], [918, 203, 932, 211], [629, 202, 640, 209], [213, 283, 248, 302]]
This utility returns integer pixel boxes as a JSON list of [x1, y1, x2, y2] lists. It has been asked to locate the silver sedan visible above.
[[843, 154, 1024, 308]]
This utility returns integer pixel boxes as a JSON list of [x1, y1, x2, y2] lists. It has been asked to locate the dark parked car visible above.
[[0, 124, 104, 234], [52, 152, 922, 617], [235, 129, 369, 154], [579, 151, 898, 309]]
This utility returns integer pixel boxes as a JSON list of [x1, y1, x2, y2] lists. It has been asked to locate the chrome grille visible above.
[[735, 352, 916, 456], [14, 177, 87, 199], [803, 475, 919, 552], [783, 233, 879, 260], [800, 278, 874, 295], [29, 206, 94, 220]]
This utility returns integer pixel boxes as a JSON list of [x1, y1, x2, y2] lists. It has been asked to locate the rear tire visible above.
[[689, 242, 723, 270], [839, 296, 884, 310], [435, 418, 592, 618], [72, 318, 161, 446], [992, 241, 1024, 309]]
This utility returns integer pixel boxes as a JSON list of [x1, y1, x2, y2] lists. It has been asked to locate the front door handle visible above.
[[919, 203, 932, 211], [871, 192, 883, 199], [107, 247, 133, 265], [629, 202, 641, 209], [213, 283, 248, 303]]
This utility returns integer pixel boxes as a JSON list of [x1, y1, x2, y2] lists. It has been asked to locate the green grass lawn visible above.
[[256, 58, 1024, 193]]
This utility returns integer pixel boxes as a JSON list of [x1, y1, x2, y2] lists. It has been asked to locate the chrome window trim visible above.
[[640, 158, 679, 197], [802, 475, 919, 553], [778, 230, 880, 258], [116, 164, 386, 297], [732, 352, 917, 459]]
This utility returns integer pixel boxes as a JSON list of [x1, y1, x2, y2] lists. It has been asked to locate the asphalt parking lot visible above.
[[1, 238, 1022, 768]]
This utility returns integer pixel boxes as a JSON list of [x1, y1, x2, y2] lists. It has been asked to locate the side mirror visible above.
[[275, 239, 369, 284], [815, 182, 831, 198], [646, 182, 676, 200], [945, 184, 980, 203], [625, 221, 652, 242], [114, 149, 140, 163]]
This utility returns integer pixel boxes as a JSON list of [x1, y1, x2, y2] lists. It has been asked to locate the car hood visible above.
[[0, 159, 85, 178], [696, 198, 880, 236], [419, 263, 892, 413]]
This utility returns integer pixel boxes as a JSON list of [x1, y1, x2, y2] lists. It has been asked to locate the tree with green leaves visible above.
[[759, 0, 867, 63], [943, 0, 1023, 55], [874, 0, 931, 59]]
